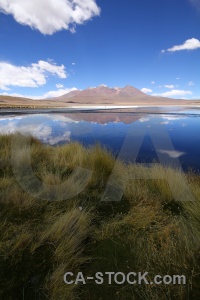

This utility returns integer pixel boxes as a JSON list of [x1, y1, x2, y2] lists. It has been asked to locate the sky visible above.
[[0, 0, 200, 100]]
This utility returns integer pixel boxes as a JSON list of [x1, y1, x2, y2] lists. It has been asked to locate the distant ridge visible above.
[[49, 85, 198, 106], [52, 85, 151, 103], [0, 85, 200, 108]]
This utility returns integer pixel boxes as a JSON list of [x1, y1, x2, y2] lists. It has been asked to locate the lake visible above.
[[0, 107, 200, 173]]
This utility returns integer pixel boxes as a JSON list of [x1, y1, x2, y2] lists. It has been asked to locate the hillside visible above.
[[0, 95, 67, 108], [50, 85, 200, 106], [1, 85, 200, 108]]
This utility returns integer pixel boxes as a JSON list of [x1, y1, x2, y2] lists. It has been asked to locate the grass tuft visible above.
[[0, 133, 200, 299]]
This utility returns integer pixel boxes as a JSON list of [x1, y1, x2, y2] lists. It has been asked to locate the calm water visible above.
[[0, 107, 200, 173]]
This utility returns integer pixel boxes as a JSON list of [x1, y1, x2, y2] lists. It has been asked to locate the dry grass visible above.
[[0, 133, 200, 299]]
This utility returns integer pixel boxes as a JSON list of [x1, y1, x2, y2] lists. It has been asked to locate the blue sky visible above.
[[0, 0, 200, 99]]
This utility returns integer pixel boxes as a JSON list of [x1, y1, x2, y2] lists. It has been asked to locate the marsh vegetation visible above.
[[0, 133, 200, 299]]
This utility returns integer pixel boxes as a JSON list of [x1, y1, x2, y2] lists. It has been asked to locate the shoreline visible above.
[[1, 104, 200, 110]]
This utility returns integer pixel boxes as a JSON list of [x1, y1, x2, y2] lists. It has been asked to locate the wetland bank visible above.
[[0, 108, 200, 299]]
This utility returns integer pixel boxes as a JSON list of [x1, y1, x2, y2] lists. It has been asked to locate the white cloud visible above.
[[0, 115, 72, 144], [70, 27, 76, 34], [162, 38, 200, 53], [164, 85, 175, 89], [139, 117, 150, 122], [151, 81, 155, 84], [157, 149, 186, 158], [56, 83, 64, 88], [1, 87, 78, 99], [141, 88, 152, 93], [0, 0, 101, 35], [41, 87, 77, 99], [0, 60, 67, 90], [160, 115, 187, 121], [176, 77, 180, 80], [188, 81, 194, 86], [72, 62, 76, 65], [152, 89, 192, 98]]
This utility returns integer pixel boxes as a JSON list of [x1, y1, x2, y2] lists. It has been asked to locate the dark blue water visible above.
[[0, 108, 200, 173]]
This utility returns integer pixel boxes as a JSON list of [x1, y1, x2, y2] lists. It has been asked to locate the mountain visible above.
[[1, 85, 200, 108], [53, 85, 151, 104], [61, 112, 142, 124], [50, 85, 198, 106]]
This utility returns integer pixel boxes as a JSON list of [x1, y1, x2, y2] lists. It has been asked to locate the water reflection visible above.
[[0, 110, 200, 172]]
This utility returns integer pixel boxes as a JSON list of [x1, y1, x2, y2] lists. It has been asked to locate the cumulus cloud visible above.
[[161, 38, 200, 53], [151, 81, 155, 84], [0, 60, 67, 90], [0, 115, 72, 144], [0, 0, 101, 34], [164, 85, 175, 89], [1, 87, 77, 99], [41, 87, 77, 99], [141, 88, 152, 93], [152, 90, 192, 98]]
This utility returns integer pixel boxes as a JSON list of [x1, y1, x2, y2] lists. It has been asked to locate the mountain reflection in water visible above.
[[0, 109, 200, 173]]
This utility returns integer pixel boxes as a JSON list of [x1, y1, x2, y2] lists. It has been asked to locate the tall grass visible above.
[[0, 133, 200, 299]]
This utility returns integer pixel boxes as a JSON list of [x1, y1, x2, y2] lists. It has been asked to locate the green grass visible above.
[[0, 133, 200, 299]]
